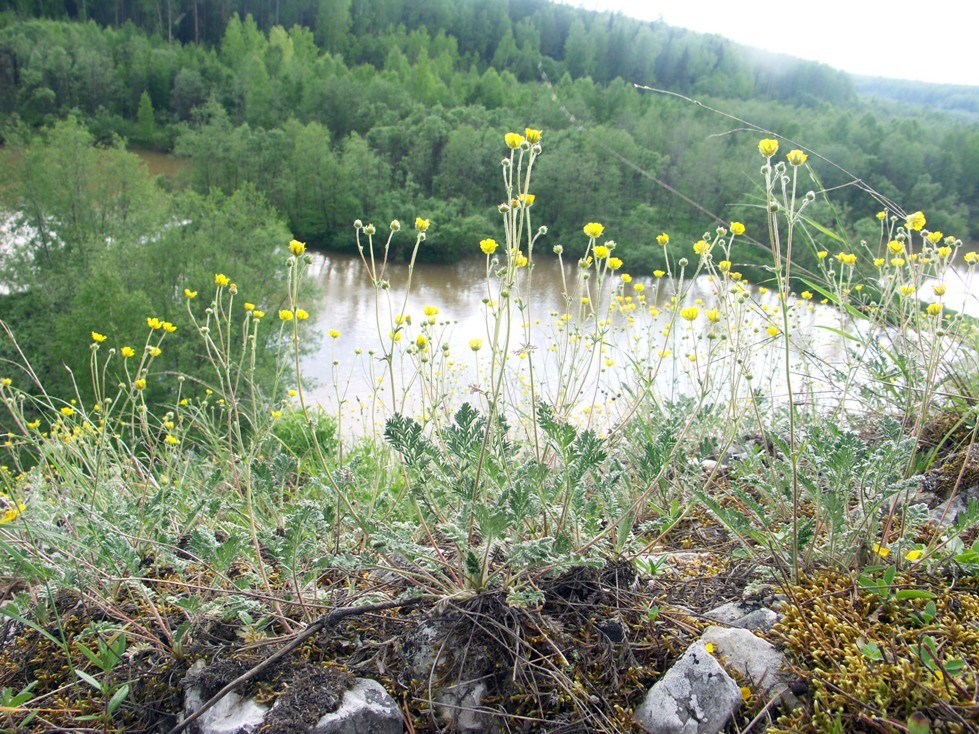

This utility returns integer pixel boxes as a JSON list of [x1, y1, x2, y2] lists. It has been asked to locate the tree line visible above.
[[1, 0, 978, 411]]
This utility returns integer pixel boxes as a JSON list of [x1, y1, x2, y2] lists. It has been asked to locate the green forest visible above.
[[2, 0, 979, 400]]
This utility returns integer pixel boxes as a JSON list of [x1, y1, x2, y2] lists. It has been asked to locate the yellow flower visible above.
[[620, 273, 632, 283], [215, 273, 230, 287], [933, 284, 947, 296], [60, 406, 75, 416], [887, 240, 904, 254], [836, 252, 857, 265], [899, 284, 915, 296], [693, 240, 710, 255], [730, 222, 745, 235], [244, 302, 255, 311], [607, 257, 623, 270], [524, 128, 542, 143], [469, 338, 482, 351], [279, 309, 294, 321], [740, 687, 752, 703], [514, 251, 528, 267], [891, 257, 905, 267], [271, 410, 282, 419], [480, 238, 498, 255], [634, 283, 646, 292], [583, 222, 605, 239], [927, 303, 943, 316], [966, 252, 979, 264], [134, 379, 147, 390], [872, 542, 890, 557], [424, 305, 440, 317], [786, 149, 808, 166], [415, 217, 431, 231], [147, 317, 163, 330], [705, 308, 720, 323], [329, 329, 340, 339], [27, 419, 40, 429], [288, 389, 298, 396], [415, 334, 428, 348], [758, 138, 779, 158], [1, 378, 10, 387], [163, 322, 177, 333], [705, 642, 716, 654], [518, 193, 535, 207], [184, 288, 198, 298], [905, 549, 923, 561], [927, 231, 944, 244], [905, 211, 926, 231], [0, 501, 25, 525], [767, 325, 780, 336], [165, 434, 179, 445], [289, 239, 306, 256], [295, 308, 309, 320], [874, 258, 886, 267], [253, 310, 265, 319], [652, 270, 665, 278], [800, 291, 813, 300], [148, 347, 162, 357], [680, 306, 699, 322], [593, 245, 610, 259], [91, 331, 107, 342], [656, 233, 669, 246], [876, 210, 887, 220], [121, 346, 135, 358], [938, 246, 952, 259], [505, 132, 526, 149]]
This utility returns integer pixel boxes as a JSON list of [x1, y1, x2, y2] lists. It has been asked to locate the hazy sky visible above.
[[557, 0, 979, 87]]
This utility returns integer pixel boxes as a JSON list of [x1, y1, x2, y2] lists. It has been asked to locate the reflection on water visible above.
[[130, 148, 187, 179], [299, 250, 979, 435]]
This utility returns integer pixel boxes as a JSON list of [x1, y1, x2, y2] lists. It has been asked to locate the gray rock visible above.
[[634, 643, 742, 734], [704, 602, 748, 625], [731, 608, 778, 632], [401, 615, 503, 733], [183, 661, 401, 734], [701, 626, 799, 707], [182, 661, 269, 734], [704, 602, 778, 632], [314, 678, 402, 734]]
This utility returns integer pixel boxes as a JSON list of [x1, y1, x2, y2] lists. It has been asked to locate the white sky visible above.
[[557, 0, 979, 87]]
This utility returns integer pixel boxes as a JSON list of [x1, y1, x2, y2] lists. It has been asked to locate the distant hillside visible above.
[[854, 76, 979, 118]]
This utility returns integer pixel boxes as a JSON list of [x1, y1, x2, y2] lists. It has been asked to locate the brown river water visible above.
[[297, 249, 977, 435]]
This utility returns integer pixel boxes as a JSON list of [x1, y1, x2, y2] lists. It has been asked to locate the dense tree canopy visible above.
[[0, 0, 976, 268]]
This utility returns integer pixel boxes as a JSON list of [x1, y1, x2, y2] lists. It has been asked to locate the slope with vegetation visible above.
[[1, 2, 979, 733]]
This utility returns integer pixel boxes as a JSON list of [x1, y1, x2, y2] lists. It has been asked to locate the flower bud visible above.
[[354, 219, 363, 229], [390, 220, 401, 231]]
